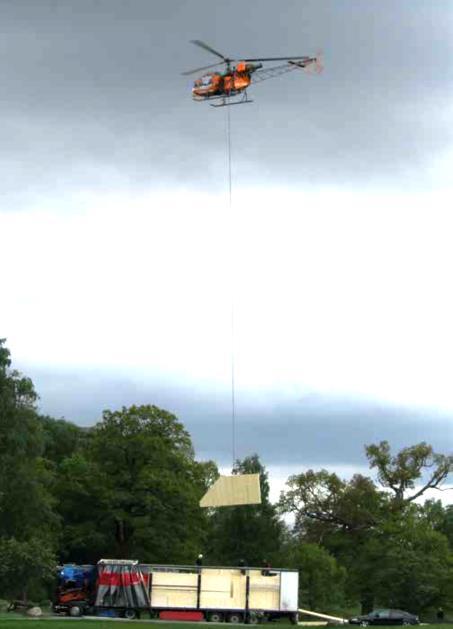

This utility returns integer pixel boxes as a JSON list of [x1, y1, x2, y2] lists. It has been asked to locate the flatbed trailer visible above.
[[54, 559, 299, 624]]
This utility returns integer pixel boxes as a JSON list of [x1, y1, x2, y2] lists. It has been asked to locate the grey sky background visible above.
[[2, 0, 452, 200], [30, 364, 450, 464], [2, 0, 453, 493]]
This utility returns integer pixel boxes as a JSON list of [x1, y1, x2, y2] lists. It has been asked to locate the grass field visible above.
[[0, 620, 210, 629], [0, 620, 450, 629]]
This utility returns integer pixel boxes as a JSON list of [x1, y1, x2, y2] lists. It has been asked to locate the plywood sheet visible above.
[[199, 474, 261, 508], [200, 569, 239, 609], [200, 569, 247, 609], [229, 571, 247, 608], [150, 571, 198, 609], [248, 570, 280, 611]]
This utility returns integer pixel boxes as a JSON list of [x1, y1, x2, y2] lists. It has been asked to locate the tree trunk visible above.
[[361, 592, 374, 614], [115, 519, 131, 558]]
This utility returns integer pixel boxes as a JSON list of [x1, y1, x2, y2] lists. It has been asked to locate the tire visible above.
[[248, 613, 259, 625], [69, 606, 83, 617], [124, 609, 138, 620], [228, 613, 243, 624], [209, 612, 224, 622]]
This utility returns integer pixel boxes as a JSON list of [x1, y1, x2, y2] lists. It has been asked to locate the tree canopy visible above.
[[366, 440, 453, 503], [0, 339, 58, 598], [54, 404, 215, 563]]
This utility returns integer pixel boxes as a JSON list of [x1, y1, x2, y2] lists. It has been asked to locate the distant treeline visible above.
[[1, 338, 453, 616]]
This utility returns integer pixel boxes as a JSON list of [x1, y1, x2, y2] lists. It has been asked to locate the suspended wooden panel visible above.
[[199, 474, 261, 508]]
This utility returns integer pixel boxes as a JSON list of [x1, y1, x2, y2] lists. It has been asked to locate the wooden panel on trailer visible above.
[[199, 569, 232, 609], [199, 474, 261, 507], [248, 570, 280, 611], [150, 571, 198, 609], [229, 571, 247, 609], [148, 566, 289, 613]]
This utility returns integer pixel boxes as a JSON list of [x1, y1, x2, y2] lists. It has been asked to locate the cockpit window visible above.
[[201, 75, 212, 86]]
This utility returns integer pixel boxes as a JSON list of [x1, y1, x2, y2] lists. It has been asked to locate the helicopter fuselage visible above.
[[192, 62, 262, 100]]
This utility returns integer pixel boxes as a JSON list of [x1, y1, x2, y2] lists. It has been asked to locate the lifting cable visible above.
[[225, 102, 236, 469]]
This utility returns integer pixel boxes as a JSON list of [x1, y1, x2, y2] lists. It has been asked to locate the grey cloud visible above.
[[1, 0, 453, 210], [26, 364, 453, 468]]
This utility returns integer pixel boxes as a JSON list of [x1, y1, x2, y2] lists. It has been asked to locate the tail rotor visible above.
[[305, 50, 324, 74]]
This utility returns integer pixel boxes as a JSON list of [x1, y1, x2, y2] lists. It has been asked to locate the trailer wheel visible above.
[[247, 612, 264, 625], [124, 609, 138, 620], [228, 613, 243, 623], [208, 612, 224, 622], [69, 606, 83, 617]]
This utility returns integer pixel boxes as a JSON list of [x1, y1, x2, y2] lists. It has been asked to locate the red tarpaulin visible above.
[[95, 561, 150, 609]]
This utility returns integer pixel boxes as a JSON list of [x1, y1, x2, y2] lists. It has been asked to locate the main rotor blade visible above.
[[191, 39, 228, 61], [242, 56, 312, 62], [181, 61, 224, 76]]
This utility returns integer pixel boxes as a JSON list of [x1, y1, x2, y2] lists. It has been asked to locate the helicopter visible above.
[[182, 40, 322, 107]]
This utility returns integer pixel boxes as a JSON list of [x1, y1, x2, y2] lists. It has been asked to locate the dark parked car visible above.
[[349, 609, 419, 626]]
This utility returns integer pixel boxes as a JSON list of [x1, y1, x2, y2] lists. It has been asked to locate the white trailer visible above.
[[92, 560, 300, 624], [145, 564, 299, 624]]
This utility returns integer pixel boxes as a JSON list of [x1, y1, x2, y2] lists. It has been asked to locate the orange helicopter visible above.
[[182, 40, 322, 107]]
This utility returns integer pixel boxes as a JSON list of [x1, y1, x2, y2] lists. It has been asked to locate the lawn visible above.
[[0, 620, 208, 629], [0, 620, 450, 629]]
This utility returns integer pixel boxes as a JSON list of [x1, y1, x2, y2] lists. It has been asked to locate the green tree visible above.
[[421, 499, 447, 532], [423, 501, 453, 553], [206, 454, 284, 566], [56, 404, 214, 564], [0, 537, 56, 601], [279, 442, 453, 615], [0, 339, 58, 599], [279, 469, 385, 612], [287, 542, 346, 613], [53, 451, 113, 563], [366, 441, 453, 504], [442, 505, 453, 549], [39, 415, 85, 466], [279, 469, 384, 534], [361, 509, 453, 613]]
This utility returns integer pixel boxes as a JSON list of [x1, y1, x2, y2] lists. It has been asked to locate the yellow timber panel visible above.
[[248, 570, 280, 611], [199, 474, 261, 507], [199, 569, 233, 609], [150, 571, 198, 609], [230, 572, 247, 609]]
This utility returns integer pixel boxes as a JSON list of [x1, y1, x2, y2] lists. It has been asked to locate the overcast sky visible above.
[[1, 0, 453, 498]]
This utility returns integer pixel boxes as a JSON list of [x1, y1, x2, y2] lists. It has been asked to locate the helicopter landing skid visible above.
[[209, 92, 253, 107], [210, 99, 253, 108]]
